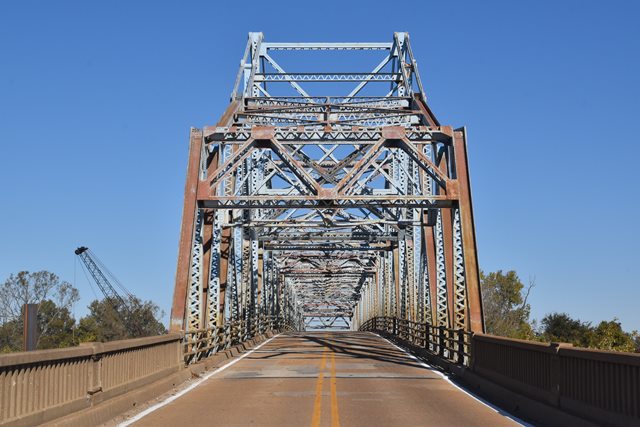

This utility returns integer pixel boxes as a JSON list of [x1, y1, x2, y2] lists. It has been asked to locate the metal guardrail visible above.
[[359, 316, 472, 366], [360, 316, 640, 425], [0, 334, 182, 426], [182, 315, 292, 364]]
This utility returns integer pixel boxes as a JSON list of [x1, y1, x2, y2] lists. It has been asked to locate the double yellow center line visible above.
[[311, 340, 340, 427]]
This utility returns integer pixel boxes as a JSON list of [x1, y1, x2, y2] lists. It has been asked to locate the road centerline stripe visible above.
[[330, 350, 340, 427], [311, 347, 328, 427]]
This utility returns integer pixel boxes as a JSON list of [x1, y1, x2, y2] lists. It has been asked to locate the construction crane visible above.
[[74, 246, 135, 332]]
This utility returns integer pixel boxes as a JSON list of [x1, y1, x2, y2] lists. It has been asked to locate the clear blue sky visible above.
[[1, 1, 638, 331]]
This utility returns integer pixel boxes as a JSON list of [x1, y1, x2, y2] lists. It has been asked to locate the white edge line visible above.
[[370, 332, 534, 427], [117, 334, 281, 427]]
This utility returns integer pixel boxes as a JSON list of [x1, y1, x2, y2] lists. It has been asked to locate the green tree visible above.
[[0, 271, 79, 321], [77, 298, 127, 342], [78, 296, 166, 342], [0, 271, 80, 351], [0, 319, 21, 353], [0, 300, 79, 352], [128, 298, 168, 337], [540, 312, 592, 347], [540, 314, 638, 352], [589, 319, 636, 353], [480, 270, 535, 339], [36, 300, 78, 349]]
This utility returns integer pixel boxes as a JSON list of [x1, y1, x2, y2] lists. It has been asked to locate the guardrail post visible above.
[[468, 333, 475, 369], [82, 342, 103, 397], [550, 342, 572, 407], [438, 326, 445, 358], [456, 328, 465, 365], [424, 324, 429, 349]]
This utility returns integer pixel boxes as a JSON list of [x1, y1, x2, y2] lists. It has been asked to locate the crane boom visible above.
[[75, 246, 132, 318]]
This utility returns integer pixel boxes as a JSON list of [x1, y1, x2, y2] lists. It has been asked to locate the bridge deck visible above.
[[127, 332, 521, 426]]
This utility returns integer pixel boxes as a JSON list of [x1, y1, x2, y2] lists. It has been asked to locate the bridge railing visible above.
[[183, 315, 290, 364], [473, 334, 640, 425], [359, 316, 472, 366], [0, 334, 182, 427], [0, 315, 291, 426], [360, 316, 640, 425]]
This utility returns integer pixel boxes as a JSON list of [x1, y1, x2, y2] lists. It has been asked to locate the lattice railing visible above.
[[359, 316, 472, 366], [182, 315, 293, 364]]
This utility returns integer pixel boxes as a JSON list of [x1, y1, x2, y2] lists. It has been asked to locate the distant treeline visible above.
[[481, 270, 639, 353], [0, 271, 166, 353]]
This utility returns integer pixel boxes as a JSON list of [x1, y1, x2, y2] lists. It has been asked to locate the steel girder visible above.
[[170, 32, 484, 335]]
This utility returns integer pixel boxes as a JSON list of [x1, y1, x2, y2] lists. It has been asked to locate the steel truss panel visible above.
[[171, 32, 484, 337]]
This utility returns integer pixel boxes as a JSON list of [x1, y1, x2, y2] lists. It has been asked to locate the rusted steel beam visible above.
[[412, 94, 439, 127], [453, 128, 484, 333], [170, 128, 203, 332]]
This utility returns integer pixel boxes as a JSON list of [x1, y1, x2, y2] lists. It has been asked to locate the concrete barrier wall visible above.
[[0, 334, 182, 427], [472, 334, 640, 426], [361, 317, 639, 426]]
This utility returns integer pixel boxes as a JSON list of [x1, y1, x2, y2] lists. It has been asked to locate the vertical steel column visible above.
[[218, 142, 236, 326], [398, 233, 407, 319], [208, 209, 222, 329], [23, 304, 38, 351], [241, 235, 251, 335], [423, 211, 438, 324], [420, 143, 434, 324], [200, 210, 213, 327], [375, 269, 381, 317], [232, 227, 243, 322], [256, 243, 264, 328], [200, 142, 221, 330], [397, 149, 409, 320], [452, 207, 467, 329], [441, 208, 455, 328], [187, 210, 204, 331], [393, 244, 401, 319], [171, 128, 204, 331], [387, 250, 395, 317], [434, 210, 449, 328], [453, 129, 484, 332], [218, 224, 231, 326]]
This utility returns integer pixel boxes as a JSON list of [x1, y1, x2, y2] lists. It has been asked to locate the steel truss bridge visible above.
[[1, 33, 637, 427], [170, 32, 483, 344]]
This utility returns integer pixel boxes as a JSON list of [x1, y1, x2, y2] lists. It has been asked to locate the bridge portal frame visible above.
[[170, 32, 483, 339]]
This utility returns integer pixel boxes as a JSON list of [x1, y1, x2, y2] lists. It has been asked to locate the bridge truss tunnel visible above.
[[170, 32, 484, 347]]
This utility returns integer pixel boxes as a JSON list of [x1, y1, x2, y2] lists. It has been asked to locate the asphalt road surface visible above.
[[126, 332, 522, 427]]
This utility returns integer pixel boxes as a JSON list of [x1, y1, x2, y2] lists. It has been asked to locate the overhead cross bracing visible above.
[[170, 32, 484, 341]]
